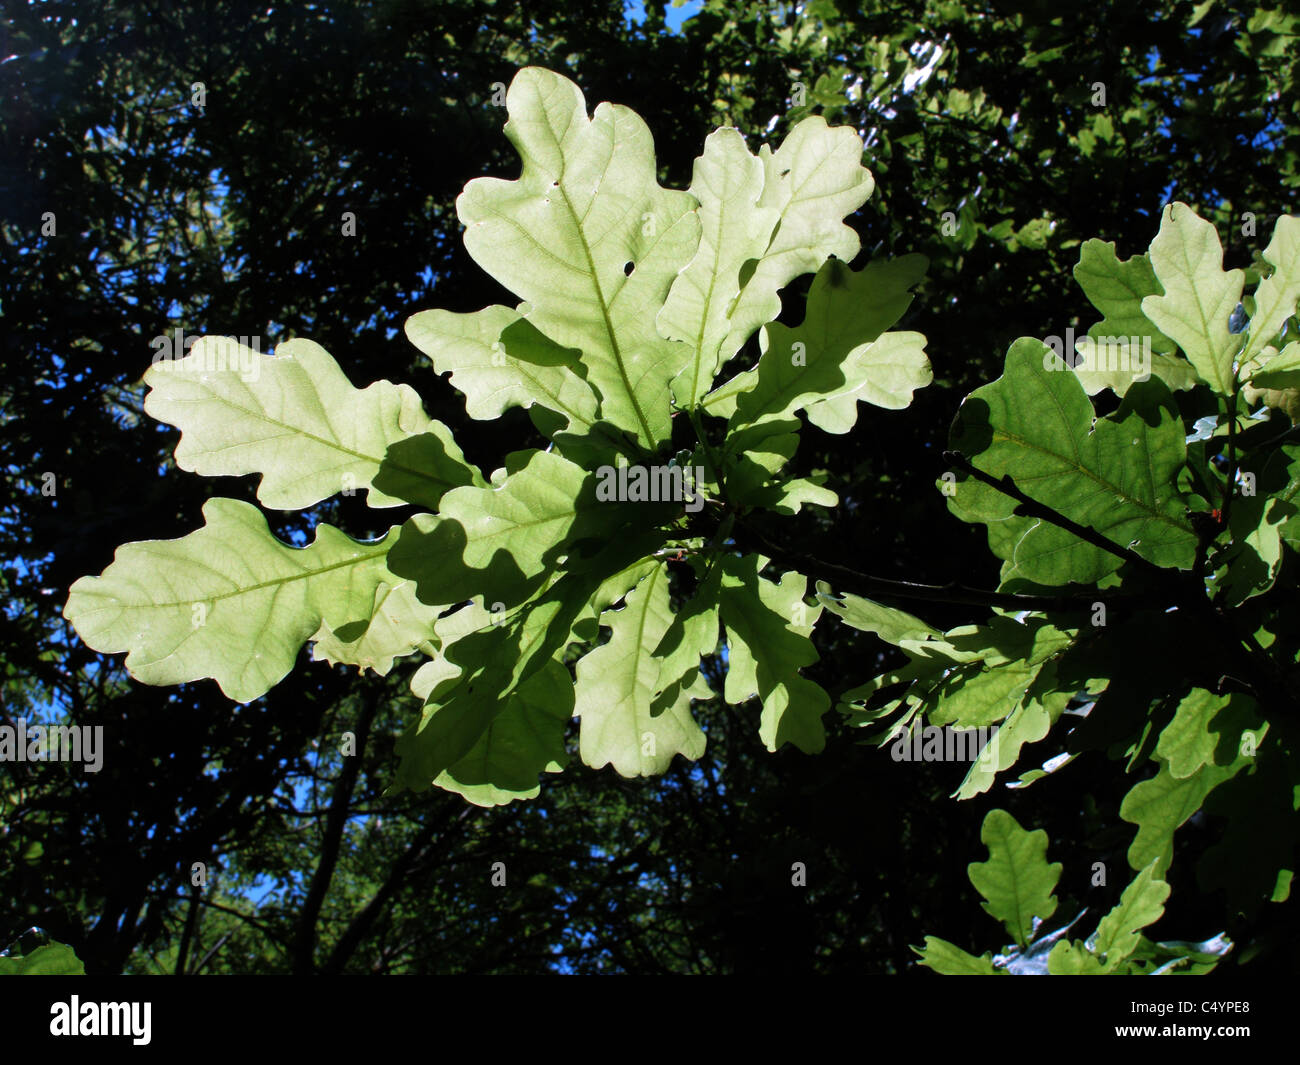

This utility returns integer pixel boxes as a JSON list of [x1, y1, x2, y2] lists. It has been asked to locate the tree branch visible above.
[[317, 806, 462, 975], [943, 450, 1167, 576], [289, 690, 379, 975], [174, 884, 201, 976], [726, 514, 1144, 614]]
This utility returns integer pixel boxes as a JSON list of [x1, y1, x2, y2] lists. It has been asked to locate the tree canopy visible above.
[[3, 0, 1298, 975]]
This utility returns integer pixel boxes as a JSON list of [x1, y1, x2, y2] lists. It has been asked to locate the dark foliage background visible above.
[[1, 0, 1296, 973]]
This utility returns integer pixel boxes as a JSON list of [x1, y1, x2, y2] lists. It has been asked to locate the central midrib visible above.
[[555, 181, 656, 448], [113, 537, 394, 611], [175, 391, 455, 491], [627, 563, 662, 704], [689, 202, 730, 404], [991, 427, 1193, 534]]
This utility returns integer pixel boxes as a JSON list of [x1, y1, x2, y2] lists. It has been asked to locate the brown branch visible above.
[[289, 690, 379, 975], [317, 804, 465, 975]]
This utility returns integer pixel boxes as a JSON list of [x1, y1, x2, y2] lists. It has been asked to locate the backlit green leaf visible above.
[[64, 498, 399, 702], [310, 580, 440, 676], [719, 116, 875, 362], [404, 304, 600, 430], [1092, 862, 1170, 969], [388, 449, 667, 611], [431, 657, 572, 807], [912, 937, 1002, 975], [575, 562, 708, 776], [1241, 215, 1300, 364], [456, 67, 700, 450], [948, 338, 1198, 585], [144, 336, 480, 510], [719, 555, 829, 754], [657, 127, 778, 407], [1140, 202, 1245, 395], [1073, 239, 1175, 352], [967, 808, 1061, 948], [1121, 725, 1263, 876], [706, 255, 929, 429], [0, 942, 85, 976]]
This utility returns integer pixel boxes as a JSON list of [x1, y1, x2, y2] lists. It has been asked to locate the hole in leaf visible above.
[[624, 261, 634, 276]]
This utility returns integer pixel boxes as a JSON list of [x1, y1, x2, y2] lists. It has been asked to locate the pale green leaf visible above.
[[719, 117, 875, 361], [404, 304, 601, 432], [967, 808, 1061, 947], [433, 658, 572, 807], [912, 937, 1002, 975], [1070, 334, 1199, 397], [1093, 862, 1170, 969], [394, 588, 581, 788], [1154, 689, 1255, 779], [705, 256, 928, 428], [815, 586, 941, 644], [456, 67, 700, 449], [406, 596, 573, 805], [1121, 731, 1263, 875], [657, 127, 779, 407], [394, 534, 661, 787], [719, 555, 829, 754], [1122, 766, 1219, 877], [1241, 215, 1300, 363], [144, 336, 480, 509], [570, 558, 663, 644], [1243, 342, 1300, 422], [1140, 202, 1246, 395], [953, 695, 1062, 800], [310, 580, 440, 676], [721, 425, 838, 514], [1072, 238, 1176, 352], [650, 559, 722, 691], [1245, 340, 1300, 389], [1046, 940, 1108, 974], [387, 449, 670, 610], [804, 331, 932, 432], [64, 498, 398, 702], [575, 562, 707, 776], [839, 614, 1070, 756], [761, 476, 839, 514], [929, 659, 1043, 728]]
